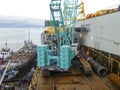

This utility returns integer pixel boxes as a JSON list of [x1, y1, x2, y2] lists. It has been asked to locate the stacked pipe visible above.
[[81, 51, 107, 77]]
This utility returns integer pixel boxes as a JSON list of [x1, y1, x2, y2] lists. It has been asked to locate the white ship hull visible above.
[[76, 11, 120, 55]]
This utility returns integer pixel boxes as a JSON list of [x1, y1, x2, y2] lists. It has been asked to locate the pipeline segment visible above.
[[108, 73, 120, 89], [81, 52, 107, 76]]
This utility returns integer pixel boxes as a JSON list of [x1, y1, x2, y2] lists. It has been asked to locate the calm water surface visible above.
[[0, 28, 43, 52]]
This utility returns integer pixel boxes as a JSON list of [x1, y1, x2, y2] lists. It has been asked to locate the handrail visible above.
[[88, 47, 120, 76], [28, 66, 39, 90]]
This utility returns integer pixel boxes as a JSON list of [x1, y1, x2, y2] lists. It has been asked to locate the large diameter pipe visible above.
[[81, 52, 107, 77], [108, 73, 120, 89]]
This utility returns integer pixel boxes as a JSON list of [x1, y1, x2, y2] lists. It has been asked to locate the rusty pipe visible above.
[[108, 73, 120, 89], [81, 52, 107, 76]]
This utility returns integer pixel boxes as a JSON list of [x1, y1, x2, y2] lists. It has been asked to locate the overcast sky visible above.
[[0, 0, 119, 19]]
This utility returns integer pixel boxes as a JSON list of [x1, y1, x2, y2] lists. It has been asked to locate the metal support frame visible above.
[[77, 2, 85, 20], [64, 0, 78, 44], [50, 0, 67, 48], [86, 47, 120, 77]]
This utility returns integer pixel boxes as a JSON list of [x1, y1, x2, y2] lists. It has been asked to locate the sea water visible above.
[[0, 28, 43, 52]]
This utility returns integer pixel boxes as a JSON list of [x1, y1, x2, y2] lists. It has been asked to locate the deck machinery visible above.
[[37, 0, 78, 71]]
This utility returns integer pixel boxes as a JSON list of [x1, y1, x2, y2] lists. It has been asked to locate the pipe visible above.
[[2, 79, 20, 83], [81, 52, 107, 76], [108, 73, 120, 89]]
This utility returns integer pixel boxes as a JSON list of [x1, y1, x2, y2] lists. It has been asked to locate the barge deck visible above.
[[29, 67, 119, 90]]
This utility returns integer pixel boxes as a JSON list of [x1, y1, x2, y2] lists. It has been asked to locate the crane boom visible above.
[[50, 0, 67, 48], [64, 0, 78, 44]]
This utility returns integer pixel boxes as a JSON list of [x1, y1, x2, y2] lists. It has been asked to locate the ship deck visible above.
[[8, 51, 35, 62], [30, 68, 119, 90]]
